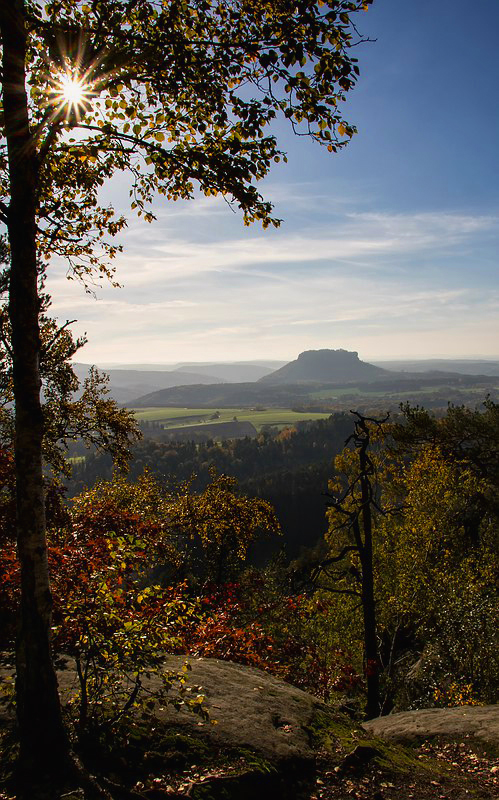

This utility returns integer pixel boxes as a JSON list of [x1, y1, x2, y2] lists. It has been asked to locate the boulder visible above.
[[152, 656, 322, 766], [362, 706, 499, 748], [52, 655, 327, 798]]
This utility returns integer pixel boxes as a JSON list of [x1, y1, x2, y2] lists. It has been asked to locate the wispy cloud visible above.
[[45, 203, 499, 362], [58, 208, 497, 291]]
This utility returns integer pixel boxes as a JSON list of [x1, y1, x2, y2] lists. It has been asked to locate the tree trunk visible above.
[[0, 0, 68, 787], [359, 535, 380, 719], [359, 455, 380, 720]]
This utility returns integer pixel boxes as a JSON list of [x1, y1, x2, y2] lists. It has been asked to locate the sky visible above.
[[47, 0, 499, 365]]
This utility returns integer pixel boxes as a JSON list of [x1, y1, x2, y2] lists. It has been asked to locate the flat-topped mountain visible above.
[[259, 349, 389, 385], [124, 349, 497, 408]]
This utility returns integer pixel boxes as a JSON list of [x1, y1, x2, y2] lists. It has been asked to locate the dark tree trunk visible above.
[[0, 0, 68, 787], [358, 474, 380, 719], [334, 414, 381, 720]]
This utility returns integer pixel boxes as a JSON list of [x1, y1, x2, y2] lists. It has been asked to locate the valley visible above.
[[134, 406, 333, 438], [73, 349, 499, 412]]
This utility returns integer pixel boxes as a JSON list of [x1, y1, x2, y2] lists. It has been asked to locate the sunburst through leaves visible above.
[[49, 69, 95, 121]]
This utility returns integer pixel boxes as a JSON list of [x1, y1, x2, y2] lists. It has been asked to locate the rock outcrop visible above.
[[259, 349, 388, 385], [362, 705, 499, 748]]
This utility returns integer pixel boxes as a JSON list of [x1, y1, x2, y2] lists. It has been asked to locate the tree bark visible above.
[[0, 0, 68, 786], [358, 438, 380, 720]]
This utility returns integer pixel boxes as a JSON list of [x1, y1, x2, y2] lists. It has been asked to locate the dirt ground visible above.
[[310, 736, 498, 800]]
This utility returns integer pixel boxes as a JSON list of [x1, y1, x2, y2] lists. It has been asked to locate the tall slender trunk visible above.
[[0, 0, 68, 785], [359, 444, 380, 720]]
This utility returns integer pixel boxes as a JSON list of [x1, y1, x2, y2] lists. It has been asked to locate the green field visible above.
[[133, 407, 331, 432], [310, 384, 498, 400]]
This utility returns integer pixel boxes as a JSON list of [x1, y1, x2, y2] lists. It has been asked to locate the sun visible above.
[[48, 69, 95, 122], [60, 74, 86, 108]]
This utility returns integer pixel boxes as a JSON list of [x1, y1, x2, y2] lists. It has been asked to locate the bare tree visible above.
[[315, 412, 389, 719]]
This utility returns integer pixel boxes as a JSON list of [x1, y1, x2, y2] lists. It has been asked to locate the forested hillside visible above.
[[69, 413, 354, 558]]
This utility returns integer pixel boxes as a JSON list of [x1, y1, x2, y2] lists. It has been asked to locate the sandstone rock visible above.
[[151, 656, 323, 768], [52, 655, 325, 798], [362, 706, 499, 748]]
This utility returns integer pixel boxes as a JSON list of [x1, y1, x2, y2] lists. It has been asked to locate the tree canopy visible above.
[[0, 1, 373, 792], [1, 0, 372, 280], [316, 403, 499, 713]]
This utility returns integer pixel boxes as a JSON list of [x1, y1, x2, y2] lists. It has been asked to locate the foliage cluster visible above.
[[0, 470, 281, 739], [317, 401, 499, 711], [183, 573, 362, 700], [1, 0, 373, 276], [0, 302, 139, 479]]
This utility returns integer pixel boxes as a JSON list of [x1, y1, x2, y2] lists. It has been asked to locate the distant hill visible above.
[[128, 372, 498, 409], [72, 363, 223, 404], [72, 361, 287, 403], [101, 360, 286, 372], [373, 359, 499, 377], [260, 349, 389, 385], [174, 363, 279, 382], [129, 382, 313, 408]]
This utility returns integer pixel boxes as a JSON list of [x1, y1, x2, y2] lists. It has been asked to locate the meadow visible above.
[[310, 384, 497, 401], [132, 406, 331, 432]]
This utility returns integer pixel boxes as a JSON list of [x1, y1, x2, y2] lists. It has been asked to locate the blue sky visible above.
[[48, 0, 499, 365]]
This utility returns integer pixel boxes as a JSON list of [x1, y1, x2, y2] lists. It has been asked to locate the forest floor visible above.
[[0, 657, 497, 798], [310, 736, 498, 800], [0, 715, 498, 799]]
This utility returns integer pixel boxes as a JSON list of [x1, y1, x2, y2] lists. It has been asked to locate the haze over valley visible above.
[[73, 348, 499, 412]]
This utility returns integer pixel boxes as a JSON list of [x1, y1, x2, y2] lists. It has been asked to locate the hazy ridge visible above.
[[72, 350, 499, 407]]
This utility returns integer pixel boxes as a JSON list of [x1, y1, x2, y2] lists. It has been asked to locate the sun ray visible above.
[[47, 66, 97, 124], [60, 74, 85, 108]]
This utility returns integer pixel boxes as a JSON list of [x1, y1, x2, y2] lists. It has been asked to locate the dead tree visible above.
[[314, 411, 389, 720]]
